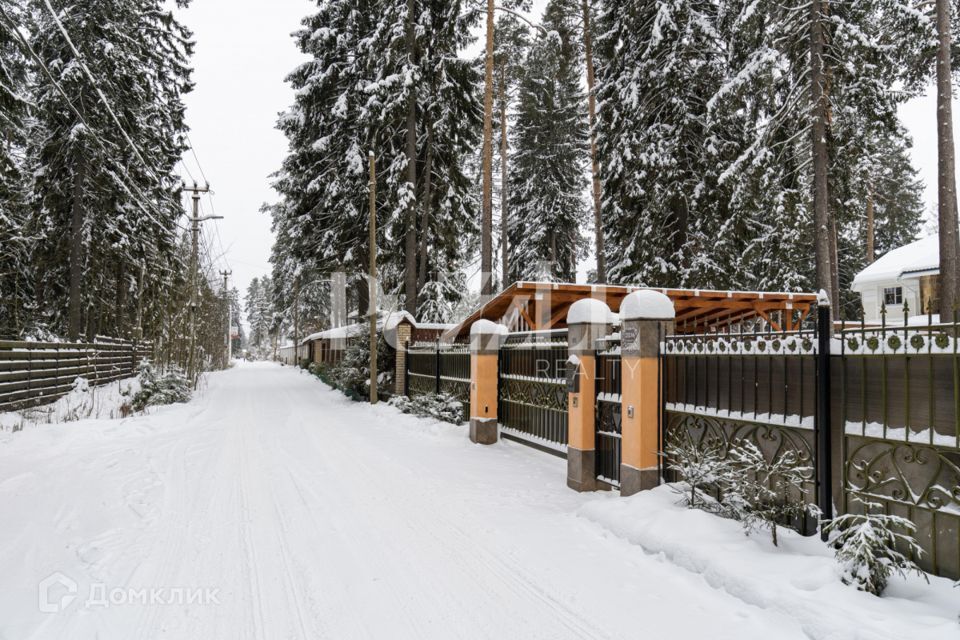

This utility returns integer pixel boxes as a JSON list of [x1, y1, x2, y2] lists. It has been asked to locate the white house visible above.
[[851, 234, 940, 322]]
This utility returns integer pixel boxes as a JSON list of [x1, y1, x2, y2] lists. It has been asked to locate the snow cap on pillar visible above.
[[620, 290, 675, 321], [566, 298, 614, 325], [470, 319, 507, 353], [566, 298, 613, 355]]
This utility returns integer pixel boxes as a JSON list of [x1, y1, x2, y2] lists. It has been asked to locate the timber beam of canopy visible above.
[[445, 282, 817, 339]]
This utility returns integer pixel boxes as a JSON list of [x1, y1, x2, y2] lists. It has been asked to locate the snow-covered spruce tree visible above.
[[0, 0, 34, 337], [492, 13, 531, 288], [833, 122, 925, 317], [595, 0, 927, 296], [707, 0, 928, 299], [410, 0, 481, 319], [507, 0, 589, 283], [725, 441, 817, 547], [662, 437, 736, 511], [596, 0, 730, 289], [245, 277, 275, 358], [269, 0, 480, 322], [26, 0, 192, 341], [824, 495, 926, 596]]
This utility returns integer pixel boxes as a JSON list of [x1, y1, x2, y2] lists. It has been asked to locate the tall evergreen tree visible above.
[[26, 0, 192, 339], [508, 0, 588, 282], [597, 0, 927, 305], [492, 13, 530, 288], [269, 0, 480, 322], [0, 0, 34, 337], [596, 0, 727, 288]]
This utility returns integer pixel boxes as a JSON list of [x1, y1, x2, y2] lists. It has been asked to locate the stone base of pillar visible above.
[[619, 463, 659, 497], [469, 417, 498, 444], [566, 447, 597, 492]]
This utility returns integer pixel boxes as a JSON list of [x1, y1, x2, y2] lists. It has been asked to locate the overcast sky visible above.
[[176, 0, 946, 317]]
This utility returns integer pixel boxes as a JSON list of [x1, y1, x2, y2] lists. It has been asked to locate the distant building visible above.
[[851, 234, 940, 322]]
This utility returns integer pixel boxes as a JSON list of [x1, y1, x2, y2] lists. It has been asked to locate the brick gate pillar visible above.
[[619, 290, 675, 496], [469, 320, 505, 444], [566, 299, 613, 492]]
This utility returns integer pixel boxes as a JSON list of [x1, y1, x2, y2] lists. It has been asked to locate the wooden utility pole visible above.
[[183, 181, 218, 382], [220, 269, 232, 367], [368, 152, 378, 404], [480, 0, 495, 295], [582, 0, 605, 283], [936, 0, 960, 318]]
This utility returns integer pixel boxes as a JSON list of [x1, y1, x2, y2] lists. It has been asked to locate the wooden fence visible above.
[[0, 338, 152, 412]]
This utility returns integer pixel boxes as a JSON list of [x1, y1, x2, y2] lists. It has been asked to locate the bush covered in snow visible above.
[[663, 437, 816, 546], [389, 393, 465, 424], [324, 337, 394, 401], [662, 437, 735, 510], [824, 495, 926, 596], [131, 362, 192, 411], [723, 441, 817, 546]]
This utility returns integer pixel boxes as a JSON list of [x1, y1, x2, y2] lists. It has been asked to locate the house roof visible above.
[[852, 234, 939, 290], [444, 281, 817, 338], [300, 312, 452, 345]]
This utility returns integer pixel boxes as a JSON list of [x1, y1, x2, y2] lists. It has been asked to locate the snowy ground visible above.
[[0, 361, 956, 639]]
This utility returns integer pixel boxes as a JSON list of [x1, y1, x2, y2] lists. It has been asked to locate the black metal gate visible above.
[[596, 341, 622, 486]]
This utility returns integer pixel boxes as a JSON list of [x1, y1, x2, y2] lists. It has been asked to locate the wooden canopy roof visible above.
[[446, 282, 817, 339]]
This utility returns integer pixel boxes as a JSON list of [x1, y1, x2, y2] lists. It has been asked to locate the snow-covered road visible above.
[[0, 362, 953, 639]]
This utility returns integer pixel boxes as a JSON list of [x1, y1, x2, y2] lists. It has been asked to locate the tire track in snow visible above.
[[272, 388, 611, 640]]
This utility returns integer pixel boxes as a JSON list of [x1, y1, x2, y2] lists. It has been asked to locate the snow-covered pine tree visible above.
[[0, 0, 33, 337], [508, 0, 588, 283]]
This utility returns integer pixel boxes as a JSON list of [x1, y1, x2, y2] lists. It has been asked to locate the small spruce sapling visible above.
[[662, 437, 736, 510], [725, 441, 817, 546], [823, 495, 926, 596]]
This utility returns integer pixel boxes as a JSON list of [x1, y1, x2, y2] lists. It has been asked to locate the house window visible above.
[[883, 286, 903, 306]]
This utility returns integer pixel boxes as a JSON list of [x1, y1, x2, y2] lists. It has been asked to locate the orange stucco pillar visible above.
[[619, 290, 675, 496], [469, 320, 504, 444], [565, 299, 612, 492]]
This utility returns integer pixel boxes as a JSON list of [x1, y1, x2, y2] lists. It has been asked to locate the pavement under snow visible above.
[[0, 361, 956, 639]]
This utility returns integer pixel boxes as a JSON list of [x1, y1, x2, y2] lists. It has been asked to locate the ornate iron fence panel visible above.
[[498, 334, 569, 451], [661, 314, 960, 578], [836, 313, 960, 578], [662, 329, 819, 535], [596, 341, 622, 486]]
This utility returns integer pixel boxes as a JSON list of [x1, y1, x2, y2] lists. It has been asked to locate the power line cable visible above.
[[0, 6, 192, 235]]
